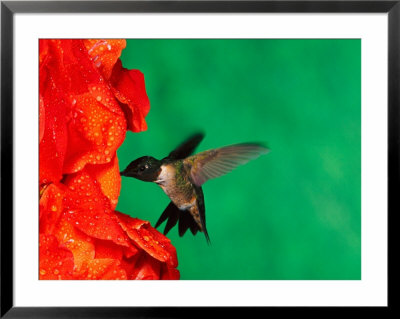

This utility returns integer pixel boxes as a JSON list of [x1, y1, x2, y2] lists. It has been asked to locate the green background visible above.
[[117, 39, 361, 280]]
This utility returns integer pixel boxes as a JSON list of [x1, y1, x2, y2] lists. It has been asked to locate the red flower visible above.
[[39, 39, 179, 280]]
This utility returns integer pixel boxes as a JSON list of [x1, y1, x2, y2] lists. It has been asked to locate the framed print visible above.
[[1, 0, 395, 317]]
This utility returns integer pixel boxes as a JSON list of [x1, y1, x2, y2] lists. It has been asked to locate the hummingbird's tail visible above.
[[155, 201, 210, 244]]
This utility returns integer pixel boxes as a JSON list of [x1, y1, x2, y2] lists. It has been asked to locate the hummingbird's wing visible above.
[[165, 132, 205, 160], [193, 185, 210, 244], [185, 143, 269, 186]]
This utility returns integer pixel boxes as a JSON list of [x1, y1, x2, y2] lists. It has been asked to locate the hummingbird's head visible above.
[[120, 156, 162, 182]]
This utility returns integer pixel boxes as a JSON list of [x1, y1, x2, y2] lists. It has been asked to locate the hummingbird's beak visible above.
[[120, 170, 126, 176]]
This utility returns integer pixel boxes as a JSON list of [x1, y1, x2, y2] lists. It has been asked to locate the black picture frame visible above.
[[1, 0, 395, 317]]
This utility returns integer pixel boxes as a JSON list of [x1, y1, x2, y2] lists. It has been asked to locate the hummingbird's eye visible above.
[[139, 166, 146, 172]]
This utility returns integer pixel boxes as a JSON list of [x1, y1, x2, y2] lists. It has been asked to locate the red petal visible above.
[[161, 263, 180, 280], [110, 60, 150, 132], [39, 96, 45, 143], [54, 218, 96, 274], [63, 171, 131, 247], [39, 234, 74, 280], [55, 39, 125, 115], [39, 39, 50, 67], [115, 211, 178, 268], [119, 253, 141, 279], [53, 40, 103, 95], [84, 39, 126, 80], [39, 183, 65, 234], [39, 75, 68, 185], [123, 245, 140, 259], [63, 92, 126, 174], [86, 155, 121, 209], [95, 239, 124, 260], [131, 254, 161, 280], [86, 258, 127, 280], [40, 39, 127, 176]]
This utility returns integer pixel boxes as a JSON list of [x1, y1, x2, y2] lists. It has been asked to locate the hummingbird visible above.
[[120, 133, 269, 243]]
